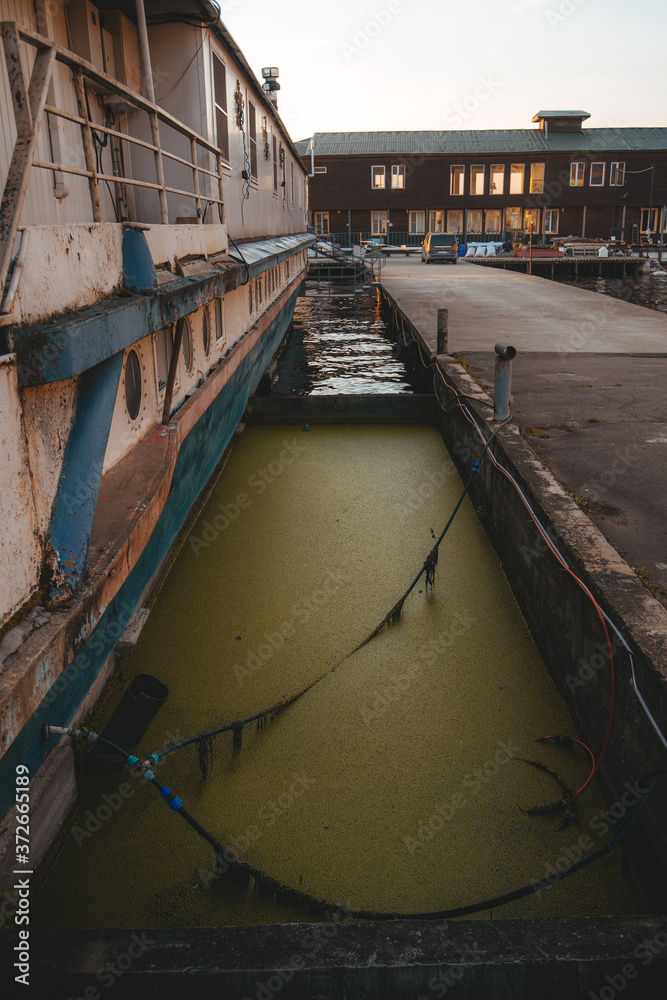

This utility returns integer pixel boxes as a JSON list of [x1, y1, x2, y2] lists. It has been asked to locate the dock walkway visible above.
[[381, 257, 667, 602]]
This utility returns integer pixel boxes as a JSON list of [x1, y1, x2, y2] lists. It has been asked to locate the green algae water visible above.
[[33, 425, 646, 928]]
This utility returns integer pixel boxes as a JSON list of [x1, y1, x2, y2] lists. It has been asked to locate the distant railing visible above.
[[312, 230, 512, 248], [0, 21, 226, 294]]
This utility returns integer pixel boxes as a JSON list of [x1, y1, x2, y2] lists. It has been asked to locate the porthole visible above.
[[202, 307, 210, 356], [181, 317, 193, 371], [124, 349, 142, 420]]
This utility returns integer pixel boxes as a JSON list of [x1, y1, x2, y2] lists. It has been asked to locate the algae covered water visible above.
[[33, 425, 646, 928]]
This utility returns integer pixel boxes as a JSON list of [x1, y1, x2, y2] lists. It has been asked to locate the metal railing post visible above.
[[148, 110, 169, 224], [190, 137, 202, 222], [73, 69, 102, 222]]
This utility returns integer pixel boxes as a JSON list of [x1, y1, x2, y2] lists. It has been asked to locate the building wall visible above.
[[306, 150, 667, 240]]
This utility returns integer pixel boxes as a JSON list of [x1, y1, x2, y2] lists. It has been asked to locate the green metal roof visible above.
[[295, 129, 667, 158]]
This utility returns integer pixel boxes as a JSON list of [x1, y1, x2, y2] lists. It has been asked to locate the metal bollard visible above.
[[437, 308, 449, 354], [494, 343, 516, 421]]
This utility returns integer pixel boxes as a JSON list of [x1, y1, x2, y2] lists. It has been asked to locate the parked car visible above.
[[422, 232, 459, 264]]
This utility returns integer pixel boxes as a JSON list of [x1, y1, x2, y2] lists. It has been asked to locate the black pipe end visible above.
[[40, 723, 50, 743]]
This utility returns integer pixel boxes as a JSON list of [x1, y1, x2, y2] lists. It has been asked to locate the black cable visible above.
[[227, 233, 250, 285]]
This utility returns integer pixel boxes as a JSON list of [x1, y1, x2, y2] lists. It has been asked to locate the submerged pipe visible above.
[[90, 673, 168, 773]]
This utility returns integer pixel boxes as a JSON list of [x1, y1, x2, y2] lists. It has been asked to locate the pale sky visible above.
[[219, 0, 666, 142]]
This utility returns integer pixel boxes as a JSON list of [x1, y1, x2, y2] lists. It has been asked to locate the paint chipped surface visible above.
[[33, 426, 647, 927]]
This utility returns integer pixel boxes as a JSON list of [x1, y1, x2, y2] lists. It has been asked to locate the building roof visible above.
[[295, 129, 667, 158], [532, 110, 591, 120]]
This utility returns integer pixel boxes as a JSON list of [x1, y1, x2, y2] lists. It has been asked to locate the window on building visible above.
[[391, 165, 405, 189], [371, 210, 387, 235], [429, 210, 444, 232], [409, 210, 425, 234], [570, 161, 585, 186], [467, 209, 483, 234], [485, 208, 503, 233], [371, 165, 386, 189], [447, 210, 463, 234], [470, 165, 485, 196], [450, 165, 464, 196], [544, 209, 559, 234], [272, 135, 278, 193], [314, 211, 329, 234], [248, 101, 257, 179], [641, 208, 659, 234], [506, 206, 522, 230], [529, 163, 545, 194], [313, 165, 327, 174], [590, 162, 605, 186], [490, 164, 504, 195], [212, 54, 229, 161], [524, 208, 540, 233], [610, 162, 625, 186], [510, 164, 524, 194]]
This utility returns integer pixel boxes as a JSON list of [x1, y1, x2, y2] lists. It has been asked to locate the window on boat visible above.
[[484, 208, 502, 233], [544, 209, 559, 234], [371, 211, 387, 235], [590, 162, 605, 186], [450, 165, 464, 196], [371, 165, 386, 189], [470, 166, 485, 196], [391, 165, 405, 189], [248, 101, 258, 179], [249, 285, 253, 314], [124, 350, 142, 421], [213, 54, 229, 161], [155, 327, 174, 391], [214, 298, 225, 341], [505, 206, 522, 230], [490, 164, 504, 195], [529, 163, 545, 194], [272, 135, 278, 193], [179, 317, 193, 373], [524, 208, 540, 232], [202, 307, 210, 356], [570, 161, 585, 186], [409, 211, 425, 234], [447, 210, 463, 234], [610, 161, 625, 186], [509, 164, 524, 194], [429, 210, 444, 233]]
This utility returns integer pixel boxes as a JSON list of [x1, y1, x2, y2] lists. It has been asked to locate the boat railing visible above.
[[0, 21, 226, 295]]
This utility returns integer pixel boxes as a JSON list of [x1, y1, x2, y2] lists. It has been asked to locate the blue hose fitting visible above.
[[127, 755, 139, 768], [87, 732, 98, 743]]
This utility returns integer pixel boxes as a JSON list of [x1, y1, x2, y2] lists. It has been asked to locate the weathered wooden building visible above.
[[296, 112, 667, 244]]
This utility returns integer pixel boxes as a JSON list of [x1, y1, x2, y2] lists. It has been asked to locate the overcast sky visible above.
[[219, 0, 666, 142]]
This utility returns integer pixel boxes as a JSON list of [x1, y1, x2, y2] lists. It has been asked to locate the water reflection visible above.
[[273, 283, 418, 394]]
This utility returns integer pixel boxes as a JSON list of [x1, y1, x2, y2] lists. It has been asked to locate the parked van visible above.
[[422, 232, 459, 264]]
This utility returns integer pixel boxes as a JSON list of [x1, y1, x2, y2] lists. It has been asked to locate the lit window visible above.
[[510, 164, 524, 194], [429, 210, 444, 233], [490, 164, 504, 195], [371, 166, 386, 189], [506, 206, 522, 230], [450, 165, 464, 196], [524, 208, 540, 232], [314, 211, 329, 234], [467, 210, 482, 233], [409, 210, 425, 234], [391, 165, 405, 189], [212, 55, 229, 161], [570, 162, 585, 186], [590, 162, 605, 186], [447, 210, 463, 234], [610, 162, 625, 186], [529, 163, 545, 194], [485, 208, 502, 233], [470, 165, 485, 196]]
